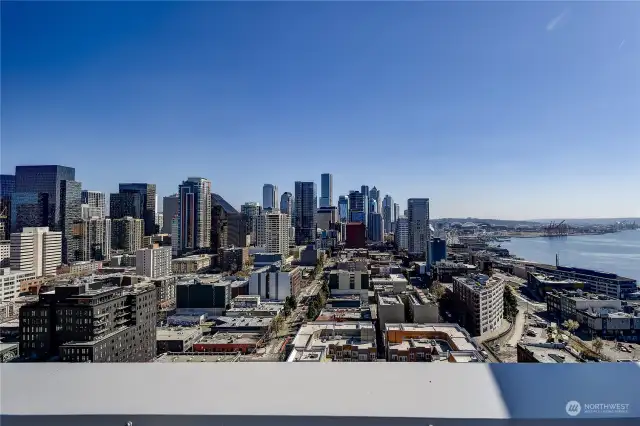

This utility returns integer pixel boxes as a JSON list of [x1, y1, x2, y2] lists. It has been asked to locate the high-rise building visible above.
[[369, 187, 380, 213], [176, 177, 212, 255], [294, 181, 317, 245], [136, 246, 172, 278], [407, 198, 430, 260], [211, 193, 238, 252], [76, 217, 111, 261], [14, 165, 76, 230], [19, 283, 157, 362], [453, 275, 505, 337], [0, 174, 15, 239], [81, 190, 105, 218], [116, 183, 157, 236], [338, 195, 349, 223], [111, 216, 144, 253], [59, 180, 82, 263], [382, 195, 394, 234], [368, 212, 384, 242], [227, 212, 249, 248], [162, 194, 179, 234], [393, 203, 400, 231], [241, 201, 261, 245], [280, 192, 293, 217], [262, 184, 278, 211], [361, 186, 369, 198], [320, 173, 333, 207], [9, 192, 49, 233], [394, 217, 409, 250], [155, 212, 163, 231], [10, 227, 62, 277], [348, 191, 368, 227], [255, 211, 290, 254]]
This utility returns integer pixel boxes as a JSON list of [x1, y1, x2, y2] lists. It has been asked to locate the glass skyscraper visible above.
[[60, 180, 82, 263], [320, 173, 333, 207], [338, 195, 349, 222], [294, 181, 317, 245], [116, 183, 157, 236], [15, 165, 75, 230]]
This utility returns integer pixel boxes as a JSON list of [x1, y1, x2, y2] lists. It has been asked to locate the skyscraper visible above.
[[0, 175, 15, 239], [162, 194, 179, 234], [14, 165, 75, 230], [112, 216, 144, 253], [81, 190, 105, 218], [368, 212, 384, 242], [117, 183, 157, 236], [394, 217, 409, 250], [77, 217, 111, 261], [294, 181, 317, 245], [320, 173, 333, 207], [262, 184, 278, 211], [407, 198, 430, 260], [280, 192, 293, 224], [393, 203, 400, 231], [338, 195, 349, 223], [59, 180, 82, 263], [241, 201, 262, 245], [361, 186, 369, 198], [176, 177, 212, 255], [10, 227, 62, 277], [255, 211, 290, 254], [211, 193, 238, 252], [348, 191, 368, 227], [382, 195, 394, 234], [369, 187, 380, 213]]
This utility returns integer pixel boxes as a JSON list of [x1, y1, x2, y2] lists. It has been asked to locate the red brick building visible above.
[[346, 222, 366, 249]]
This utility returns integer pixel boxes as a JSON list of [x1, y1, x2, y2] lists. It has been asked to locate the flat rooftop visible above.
[[290, 322, 375, 351], [378, 295, 403, 305], [154, 353, 240, 363], [315, 308, 371, 322], [156, 327, 202, 341], [455, 274, 503, 289], [385, 323, 478, 352], [197, 332, 262, 346], [519, 343, 582, 363], [214, 316, 273, 328]]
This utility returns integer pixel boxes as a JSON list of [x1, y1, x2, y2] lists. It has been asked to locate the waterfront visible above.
[[500, 230, 640, 283]]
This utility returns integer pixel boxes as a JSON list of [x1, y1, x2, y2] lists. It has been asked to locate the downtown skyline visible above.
[[2, 1, 639, 220]]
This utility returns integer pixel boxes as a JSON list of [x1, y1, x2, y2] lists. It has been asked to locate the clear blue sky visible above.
[[2, 1, 638, 219]]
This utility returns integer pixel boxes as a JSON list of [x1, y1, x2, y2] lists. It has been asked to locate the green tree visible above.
[[562, 319, 579, 335], [429, 283, 446, 301], [271, 314, 284, 337], [503, 286, 518, 321], [592, 337, 604, 354], [283, 305, 292, 317], [546, 326, 555, 342]]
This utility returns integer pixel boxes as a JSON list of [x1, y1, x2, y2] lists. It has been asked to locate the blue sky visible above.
[[2, 1, 638, 219]]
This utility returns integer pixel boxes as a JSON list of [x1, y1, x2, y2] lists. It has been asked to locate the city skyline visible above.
[[2, 2, 639, 219]]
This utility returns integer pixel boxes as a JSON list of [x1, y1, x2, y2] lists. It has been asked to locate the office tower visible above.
[[136, 246, 172, 278], [316, 206, 338, 231], [211, 193, 238, 252], [348, 191, 368, 227], [111, 216, 144, 253], [116, 183, 157, 236], [241, 201, 262, 244], [19, 283, 157, 362], [155, 213, 163, 231], [0, 174, 15, 239], [369, 198, 377, 215], [337, 196, 349, 222], [59, 180, 82, 263], [10, 193, 49, 232], [394, 217, 409, 250], [361, 186, 369, 198], [382, 195, 394, 234], [77, 217, 111, 261], [280, 192, 293, 217], [81, 190, 105, 218], [262, 184, 278, 211], [404, 209, 408, 217], [429, 238, 447, 266], [255, 211, 290, 254], [368, 212, 384, 242], [227, 213, 249, 248], [110, 192, 142, 219], [294, 181, 317, 245], [393, 203, 400, 231], [369, 187, 380, 213], [407, 198, 430, 260], [320, 173, 333, 207], [176, 177, 212, 255], [10, 227, 62, 277], [14, 165, 75, 230], [162, 194, 179, 234]]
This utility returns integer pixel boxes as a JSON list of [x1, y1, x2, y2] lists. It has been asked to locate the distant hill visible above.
[[529, 218, 639, 226], [432, 218, 541, 227]]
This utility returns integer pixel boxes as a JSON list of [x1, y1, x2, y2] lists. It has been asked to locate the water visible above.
[[499, 230, 640, 283]]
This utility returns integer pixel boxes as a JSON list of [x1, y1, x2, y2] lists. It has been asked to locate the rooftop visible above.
[[196, 332, 262, 346], [455, 274, 504, 290], [156, 327, 202, 341], [378, 295, 403, 305], [315, 308, 371, 322], [518, 343, 582, 363], [214, 316, 273, 328], [154, 353, 241, 363], [385, 323, 479, 352]]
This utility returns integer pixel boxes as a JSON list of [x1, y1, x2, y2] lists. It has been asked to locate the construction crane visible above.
[[544, 220, 568, 237]]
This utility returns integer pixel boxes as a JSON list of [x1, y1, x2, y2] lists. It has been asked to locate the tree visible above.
[[592, 337, 604, 354], [562, 319, 579, 335], [283, 305, 292, 317], [503, 286, 518, 321], [271, 314, 284, 337], [429, 283, 446, 301], [546, 326, 555, 342]]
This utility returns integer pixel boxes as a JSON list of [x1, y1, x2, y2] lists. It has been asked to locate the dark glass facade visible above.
[[110, 192, 142, 219], [10, 192, 49, 232], [0, 174, 15, 239], [15, 165, 75, 230], [116, 183, 157, 236], [60, 180, 82, 263], [294, 181, 317, 245]]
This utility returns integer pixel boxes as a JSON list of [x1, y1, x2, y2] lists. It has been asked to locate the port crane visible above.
[[544, 220, 568, 237]]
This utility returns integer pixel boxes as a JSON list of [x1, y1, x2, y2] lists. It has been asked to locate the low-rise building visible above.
[[546, 290, 622, 322], [0, 342, 19, 363], [249, 264, 301, 301], [516, 342, 583, 363], [315, 307, 371, 322], [1, 268, 36, 302], [58, 260, 103, 275], [193, 332, 263, 354], [377, 294, 405, 328], [328, 270, 369, 295], [384, 323, 484, 363], [171, 254, 213, 274], [532, 265, 637, 299], [156, 327, 203, 354], [175, 276, 230, 316], [407, 290, 439, 323], [286, 321, 377, 362], [575, 307, 640, 340], [528, 272, 585, 298], [370, 274, 407, 294]]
